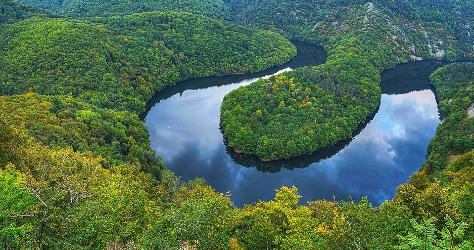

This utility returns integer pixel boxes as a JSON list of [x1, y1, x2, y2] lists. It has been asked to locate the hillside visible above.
[[0, 0, 473, 249], [221, 1, 473, 159], [0, 9, 294, 176], [15, 0, 230, 19], [0, 12, 295, 114], [0, 0, 52, 23]]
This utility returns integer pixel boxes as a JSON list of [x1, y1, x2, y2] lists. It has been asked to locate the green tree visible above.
[[398, 216, 472, 250], [0, 167, 37, 249]]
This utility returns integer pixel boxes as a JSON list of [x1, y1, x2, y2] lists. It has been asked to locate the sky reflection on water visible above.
[[145, 74, 440, 206]]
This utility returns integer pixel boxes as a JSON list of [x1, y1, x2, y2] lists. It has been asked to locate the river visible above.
[[145, 42, 443, 207]]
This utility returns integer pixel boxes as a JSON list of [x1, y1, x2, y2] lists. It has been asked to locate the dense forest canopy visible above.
[[221, 0, 473, 160], [15, 0, 231, 19], [0, 12, 295, 114], [0, 0, 52, 23], [0, 0, 473, 248]]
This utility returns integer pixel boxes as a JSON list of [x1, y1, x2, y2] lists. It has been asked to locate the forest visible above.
[[1, 0, 473, 248], [221, 0, 473, 160], [15, 0, 231, 19]]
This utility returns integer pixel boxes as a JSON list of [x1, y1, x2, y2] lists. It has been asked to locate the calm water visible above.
[[145, 44, 443, 207]]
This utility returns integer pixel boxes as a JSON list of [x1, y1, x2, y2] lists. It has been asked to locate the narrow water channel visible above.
[[145, 43, 443, 207]]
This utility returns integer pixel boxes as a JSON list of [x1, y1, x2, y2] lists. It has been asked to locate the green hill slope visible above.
[[221, 0, 473, 160], [15, 0, 230, 18], [0, 0, 51, 23], [0, 9, 294, 181], [1, 0, 473, 248], [0, 12, 295, 113]]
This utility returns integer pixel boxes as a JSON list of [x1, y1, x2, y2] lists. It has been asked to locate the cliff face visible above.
[[230, 1, 473, 62]]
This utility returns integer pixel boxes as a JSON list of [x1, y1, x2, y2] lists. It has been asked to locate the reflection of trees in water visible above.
[[145, 41, 464, 173], [142, 41, 326, 119], [380, 60, 447, 95], [232, 59, 454, 173], [227, 107, 378, 172], [227, 138, 351, 172]]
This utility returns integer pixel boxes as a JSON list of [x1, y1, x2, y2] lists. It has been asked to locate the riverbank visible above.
[[145, 45, 441, 207]]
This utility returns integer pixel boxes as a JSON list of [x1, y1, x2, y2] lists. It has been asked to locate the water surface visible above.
[[145, 46, 442, 206]]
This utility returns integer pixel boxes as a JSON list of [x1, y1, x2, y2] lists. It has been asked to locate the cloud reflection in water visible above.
[[146, 78, 439, 207]]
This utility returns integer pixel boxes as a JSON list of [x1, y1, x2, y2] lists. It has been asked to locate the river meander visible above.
[[145, 43, 444, 206]]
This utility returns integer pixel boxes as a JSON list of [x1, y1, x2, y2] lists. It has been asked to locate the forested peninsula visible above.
[[0, 3, 295, 177], [221, 0, 473, 160], [1, 0, 473, 249]]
